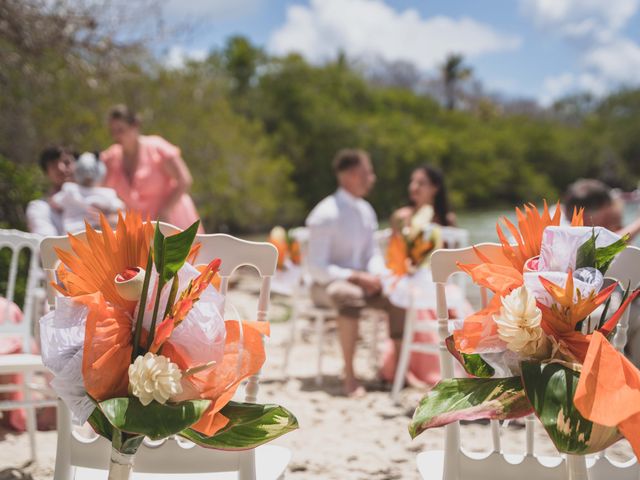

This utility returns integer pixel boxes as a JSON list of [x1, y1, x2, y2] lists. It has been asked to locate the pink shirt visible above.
[[102, 135, 200, 230]]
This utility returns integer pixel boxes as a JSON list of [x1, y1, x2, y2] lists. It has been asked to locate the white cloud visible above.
[[583, 38, 640, 83], [521, 0, 639, 41], [164, 46, 208, 69], [539, 72, 609, 105], [163, 0, 263, 20], [268, 0, 521, 71]]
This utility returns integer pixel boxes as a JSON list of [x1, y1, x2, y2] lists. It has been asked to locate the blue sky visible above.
[[162, 0, 640, 105]]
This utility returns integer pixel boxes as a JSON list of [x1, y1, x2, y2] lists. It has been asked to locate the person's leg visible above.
[[326, 280, 367, 396]]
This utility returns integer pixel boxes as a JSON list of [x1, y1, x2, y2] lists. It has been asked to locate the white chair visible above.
[[0, 229, 56, 463], [416, 243, 640, 480], [391, 226, 469, 402], [41, 227, 292, 480], [282, 227, 389, 386]]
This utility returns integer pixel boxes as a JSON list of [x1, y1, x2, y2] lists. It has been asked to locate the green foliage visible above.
[[3, 2, 640, 233], [409, 376, 532, 439], [520, 361, 622, 454], [181, 401, 299, 450], [576, 230, 629, 274], [98, 397, 211, 441]]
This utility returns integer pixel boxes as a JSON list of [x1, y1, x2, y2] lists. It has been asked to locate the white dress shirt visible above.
[[26, 198, 64, 237], [305, 188, 386, 284]]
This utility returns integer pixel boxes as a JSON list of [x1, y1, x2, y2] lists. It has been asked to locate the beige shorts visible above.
[[311, 280, 405, 339]]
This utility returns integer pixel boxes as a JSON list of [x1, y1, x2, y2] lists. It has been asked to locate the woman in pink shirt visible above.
[[101, 105, 202, 230]]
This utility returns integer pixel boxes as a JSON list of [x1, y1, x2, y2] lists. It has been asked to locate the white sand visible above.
[[0, 274, 634, 479]]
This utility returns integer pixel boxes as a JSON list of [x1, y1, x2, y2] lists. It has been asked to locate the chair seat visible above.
[[0, 353, 46, 374], [72, 445, 291, 480], [417, 450, 639, 480]]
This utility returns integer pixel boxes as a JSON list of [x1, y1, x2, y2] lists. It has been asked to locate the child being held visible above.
[[51, 152, 125, 233]]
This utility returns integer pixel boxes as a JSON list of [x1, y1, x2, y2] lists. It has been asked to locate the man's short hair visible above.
[[39, 145, 74, 172], [332, 149, 368, 174], [564, 179, 613, 216]]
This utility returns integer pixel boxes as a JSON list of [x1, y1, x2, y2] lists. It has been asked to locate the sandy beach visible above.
[[0, 273, 635, 479]]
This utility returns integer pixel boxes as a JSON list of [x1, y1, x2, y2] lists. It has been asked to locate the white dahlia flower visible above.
[[494, 286, 548, 358], [128, 352, 183, 406]]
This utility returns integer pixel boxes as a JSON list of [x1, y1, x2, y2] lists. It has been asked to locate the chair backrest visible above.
[[431, 244, 640, 477], [0, 229, 42, 354], [42, 227, 278, 477], [439, 226, 470, 250], [605, 245, 640, 351]]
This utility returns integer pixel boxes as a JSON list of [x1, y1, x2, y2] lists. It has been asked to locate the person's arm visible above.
[[26, 199, 60, 236], [619, 216, 640, 241], [158, 143, 193, 220]]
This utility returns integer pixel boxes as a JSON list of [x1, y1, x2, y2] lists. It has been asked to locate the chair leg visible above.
[[54, 399, 73, 480], [238, 449, 257, 480], [282, 301, 299, 378], [23, 372, 37, 464], [315, 313, 324, 386], [391, 307, 416, 403]]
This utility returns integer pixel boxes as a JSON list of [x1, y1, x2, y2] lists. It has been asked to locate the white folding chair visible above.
[[391, 227, 469, 402], [416, 243, 640, 480], [282, 227, 388, 386], [0, 229, 56, 463], [41, 226, 292, 480]]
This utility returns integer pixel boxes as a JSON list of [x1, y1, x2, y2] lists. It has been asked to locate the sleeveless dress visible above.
[[102, 135, 200, 230]]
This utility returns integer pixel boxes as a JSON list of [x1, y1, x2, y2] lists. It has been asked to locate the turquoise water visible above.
[[456, 203, 640, 245]]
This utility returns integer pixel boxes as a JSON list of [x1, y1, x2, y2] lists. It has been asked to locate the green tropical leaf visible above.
[[445, 335, 495, 378], [180, 401, 299, 450], [576, 231, 597, 270], [88, 406, 113, 441], [520, 361, 622, 454], [409, 377, 531, 439], [98, 397, 211, 441], [154, 220, 200, 283], [595, 235, 629, 274]]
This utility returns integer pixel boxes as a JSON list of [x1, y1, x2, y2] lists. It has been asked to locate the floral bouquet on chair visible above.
[[40, 212, 298, 479], [387, 205, 443, 277], [268, 226, 301, 271], [409, 202, 640, 457]]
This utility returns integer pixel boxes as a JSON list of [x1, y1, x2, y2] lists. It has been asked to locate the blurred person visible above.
[[26, 145, 75, 236], [380, 165, 470, 387], [563, 179, 640, 240], [306, 149, 404, 397], [51, 152, 125, 233], [101, 104, 202, 231], [564, 179, 640, 367]]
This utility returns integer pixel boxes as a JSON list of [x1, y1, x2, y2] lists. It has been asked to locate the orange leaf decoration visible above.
[[386, 234, 409, 276]]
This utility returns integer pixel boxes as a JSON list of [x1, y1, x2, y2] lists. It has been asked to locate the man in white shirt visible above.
[[306, 149, 404, 396], [26, 146, 75, 236]]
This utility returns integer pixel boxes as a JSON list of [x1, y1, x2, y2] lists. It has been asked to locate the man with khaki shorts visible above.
[[306, 149, 404, 397]]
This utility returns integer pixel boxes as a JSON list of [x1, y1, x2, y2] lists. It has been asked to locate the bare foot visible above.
[[343, 378, 366, 398]]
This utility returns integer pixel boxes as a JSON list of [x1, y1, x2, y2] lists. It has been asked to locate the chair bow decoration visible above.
[[409, 202, 640, 457], [40, 212, 298, 477]]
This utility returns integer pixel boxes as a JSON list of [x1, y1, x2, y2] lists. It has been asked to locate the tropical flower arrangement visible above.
[[268, 226, 301, 271], [40, 212, 298, 479], [409, 202, 640, 458], [387, 205, 443, 276]]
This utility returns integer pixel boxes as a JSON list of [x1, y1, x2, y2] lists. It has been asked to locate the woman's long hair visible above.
[[412, 165, 452, 226]]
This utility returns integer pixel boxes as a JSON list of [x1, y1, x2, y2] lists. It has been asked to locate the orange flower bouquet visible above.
[[268, 226, 301, 270], [410, 202, 640, 460], [39, 213, 298, 479]]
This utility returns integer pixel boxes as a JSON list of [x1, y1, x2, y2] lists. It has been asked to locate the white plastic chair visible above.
[[41, 227, 292, 480], [390, 226, 469, 402], [282, 227, 388, 385], [416, 243, 640, 480], [0, 229, 56, 463]]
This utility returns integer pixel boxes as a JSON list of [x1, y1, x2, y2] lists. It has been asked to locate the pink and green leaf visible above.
[[445, 335, 495, 378], [409, 377, 531, 439]]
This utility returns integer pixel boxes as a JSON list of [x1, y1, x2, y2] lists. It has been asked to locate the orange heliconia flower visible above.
[[453, 201, 584, 353], [386, 234, 409, 276], [54, 212, 154, 313], [149, 259, 222, 354]]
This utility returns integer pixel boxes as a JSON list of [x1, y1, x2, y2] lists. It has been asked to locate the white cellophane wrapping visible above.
[[39, 296, 95, 424]]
